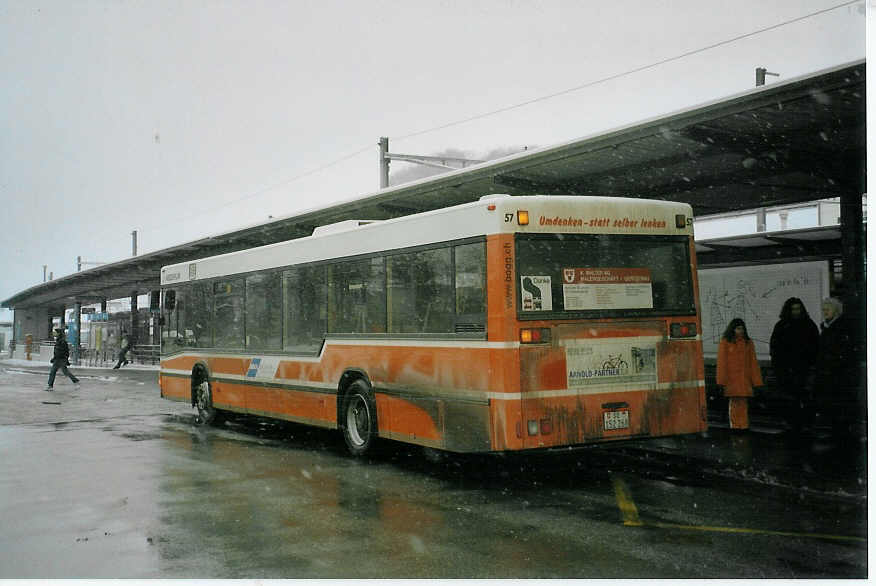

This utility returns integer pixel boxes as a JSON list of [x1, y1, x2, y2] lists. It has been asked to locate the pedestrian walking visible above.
[[814, 297, 856, 446], [716, 318, 763, 431], [45, 328, 80, 391], [769, 297, 819, 436], [113, 330, 133, 369]]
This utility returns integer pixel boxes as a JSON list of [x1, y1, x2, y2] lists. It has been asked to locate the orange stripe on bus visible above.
[[486, 233, 517, 343], [276, 346, 516, 394]]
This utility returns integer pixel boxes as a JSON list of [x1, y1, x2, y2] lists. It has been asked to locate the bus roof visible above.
[[160, 195, 693, 285]]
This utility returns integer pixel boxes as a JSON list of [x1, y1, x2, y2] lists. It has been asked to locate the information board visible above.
[[562, 268, 653, 310], [698, 261, 829, 360]]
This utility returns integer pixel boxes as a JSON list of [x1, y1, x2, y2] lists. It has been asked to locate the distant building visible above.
[[693, 198, 844, 240]]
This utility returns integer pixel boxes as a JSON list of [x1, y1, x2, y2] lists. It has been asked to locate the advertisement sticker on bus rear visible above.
[[563, 339, 657, 387], [520, 275, 552, 311], [562, 267, 653, 310]]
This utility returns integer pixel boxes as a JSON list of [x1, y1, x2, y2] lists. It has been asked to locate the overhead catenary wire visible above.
[[192, 0, 861, 216], [71, 0, 862, 264], [390, 0, 861, 141]]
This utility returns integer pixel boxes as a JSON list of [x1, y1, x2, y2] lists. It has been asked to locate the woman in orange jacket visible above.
[[717, 318, 763, 430]]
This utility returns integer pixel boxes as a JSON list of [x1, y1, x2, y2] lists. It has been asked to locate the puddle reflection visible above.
[[152, 416, 626, 577]]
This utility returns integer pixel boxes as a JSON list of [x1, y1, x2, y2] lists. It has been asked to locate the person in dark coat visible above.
[[769, 297, 819, 436], [45, 328, 80, 391], [814, 297, 856, 445], [113, 330, 133, 369]]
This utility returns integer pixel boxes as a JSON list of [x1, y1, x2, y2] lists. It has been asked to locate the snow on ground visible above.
[[0, 357, 158, 371]]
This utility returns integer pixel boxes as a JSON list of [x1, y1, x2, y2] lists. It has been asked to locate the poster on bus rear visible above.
[[520, 275, 552, 311], [562, 268, 653, 310], [563, 338, 657, 387]]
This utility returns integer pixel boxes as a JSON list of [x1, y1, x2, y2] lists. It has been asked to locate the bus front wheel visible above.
[[194, 378, 223, 426], [341, 379, 377, 456]]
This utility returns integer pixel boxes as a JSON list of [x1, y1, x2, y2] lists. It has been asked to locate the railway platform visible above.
[[618, 422, 867, 500]]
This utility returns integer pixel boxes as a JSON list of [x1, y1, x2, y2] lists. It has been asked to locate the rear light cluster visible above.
[[525, 418, 553, 436], [520, 328, 551, 344], [670, 322, 698, 338]]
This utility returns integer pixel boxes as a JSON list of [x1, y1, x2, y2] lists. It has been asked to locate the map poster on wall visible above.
[[698, 261, 829, 360], [564, 338, 657, 387], [562, 268, 653, 310]]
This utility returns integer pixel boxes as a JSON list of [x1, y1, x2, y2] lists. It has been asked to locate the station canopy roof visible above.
[[3, 60, 864, 310]]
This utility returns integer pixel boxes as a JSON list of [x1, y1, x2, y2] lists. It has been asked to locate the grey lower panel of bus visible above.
[[443, 399, 493, 452], [375, 386, 493, 453]]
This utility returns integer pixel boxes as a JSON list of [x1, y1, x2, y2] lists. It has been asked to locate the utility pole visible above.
[[378, 136, 484, 189], [43, 265, 47, 282], [73, 301, 81, 364], [131, 230, 138, 256], [77, 258, 107, 271], [755, 67, 779, 87], [379, 137, 390, 189]]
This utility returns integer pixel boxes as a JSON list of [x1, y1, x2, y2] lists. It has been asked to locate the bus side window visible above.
[[328, 258, 386, 334], [245, 271, 282, 351], [213, 279, 245, 349], [387, 247, 453, 334], [454, 242, 486, 331], [284, 265, 327, 353], [188, 282, 213, 348], [161, 287, 185, 355]]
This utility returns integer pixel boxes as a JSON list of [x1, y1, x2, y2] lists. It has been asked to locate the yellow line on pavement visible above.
[[612, 476, 643, 526], [611, 475, 865, 543], [648, 522, 866, 543]]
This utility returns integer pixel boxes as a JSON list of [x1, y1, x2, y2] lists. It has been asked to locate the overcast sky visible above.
[[0, 0, 866, 321]]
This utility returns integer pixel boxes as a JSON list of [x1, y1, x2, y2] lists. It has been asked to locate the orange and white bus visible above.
[[159, 195, 706, 455]]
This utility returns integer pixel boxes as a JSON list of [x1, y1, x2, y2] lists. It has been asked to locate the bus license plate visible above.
[[603, 410, 629, 431]]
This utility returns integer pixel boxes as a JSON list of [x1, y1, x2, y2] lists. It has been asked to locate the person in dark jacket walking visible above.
[[769, 297, 819, 436], [45, 328, 80, 391], [113, 330, 133, 369]]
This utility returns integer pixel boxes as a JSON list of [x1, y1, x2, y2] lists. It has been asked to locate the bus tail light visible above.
[[520, 328, 551, 344], [517, 210, 529, 225], [540, 418, 553, 435], [670, 322, 697, 338]]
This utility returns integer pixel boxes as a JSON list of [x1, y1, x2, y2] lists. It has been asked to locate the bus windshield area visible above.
[[516, 234, 695, 318]]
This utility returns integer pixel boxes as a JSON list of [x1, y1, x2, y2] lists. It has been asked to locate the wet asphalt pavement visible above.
[[0, 361, 867, 578]]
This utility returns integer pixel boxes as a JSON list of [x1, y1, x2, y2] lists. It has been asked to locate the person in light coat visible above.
[[717, 318, 763, 431]]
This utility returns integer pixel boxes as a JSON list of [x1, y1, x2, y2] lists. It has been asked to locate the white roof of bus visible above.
[[160, 195, 692, 285]]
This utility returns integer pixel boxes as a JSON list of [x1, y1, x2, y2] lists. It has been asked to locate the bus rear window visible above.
[[516, 234, 695, 317]]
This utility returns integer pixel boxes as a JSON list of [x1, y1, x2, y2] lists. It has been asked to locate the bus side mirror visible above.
[[165, 290, 176, 310]]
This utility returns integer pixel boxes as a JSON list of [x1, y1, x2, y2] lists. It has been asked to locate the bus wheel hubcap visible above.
[[346, 395, 370, 446], [197, 382, 210, 411]]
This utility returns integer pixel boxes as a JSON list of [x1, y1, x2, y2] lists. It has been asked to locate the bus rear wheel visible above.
[[341, 379, 377, 456]]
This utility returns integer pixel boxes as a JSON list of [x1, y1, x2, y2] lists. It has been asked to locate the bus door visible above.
[[520, 319, 665, 449]]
